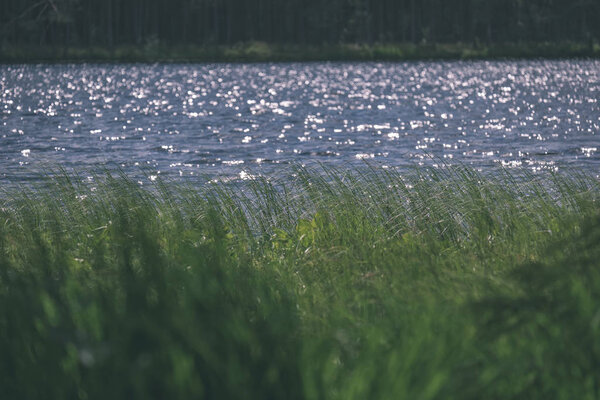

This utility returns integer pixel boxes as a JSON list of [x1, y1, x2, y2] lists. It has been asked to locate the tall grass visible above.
[[0, 165, 598, 399]]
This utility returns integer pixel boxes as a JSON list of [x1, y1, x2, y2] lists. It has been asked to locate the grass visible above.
[[0, 164, 599, 399], [1, 41, 599, 63]]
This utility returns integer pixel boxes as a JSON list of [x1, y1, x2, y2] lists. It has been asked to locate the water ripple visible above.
[[1, 61, 599, 182]]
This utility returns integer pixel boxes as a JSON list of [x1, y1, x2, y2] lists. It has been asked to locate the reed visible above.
[[0, 165, 598, 399]]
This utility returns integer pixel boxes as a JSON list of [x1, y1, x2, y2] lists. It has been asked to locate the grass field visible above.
[[1, 165, 599, 399]]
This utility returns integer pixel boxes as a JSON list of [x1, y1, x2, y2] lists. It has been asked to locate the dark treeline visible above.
[[1, 0, 599, 49]]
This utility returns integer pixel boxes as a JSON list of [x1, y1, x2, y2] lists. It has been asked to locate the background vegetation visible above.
[[2, 0, 599, 61], [1, 165, 599, 399]]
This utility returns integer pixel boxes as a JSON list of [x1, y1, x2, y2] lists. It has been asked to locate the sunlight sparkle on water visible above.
[[1, 61, 599, 182]]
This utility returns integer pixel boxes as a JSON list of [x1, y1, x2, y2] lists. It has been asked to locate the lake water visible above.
[[1, 61, 599, 183]]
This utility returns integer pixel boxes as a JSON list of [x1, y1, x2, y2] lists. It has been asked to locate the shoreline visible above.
[[2, 41, 599, 64]]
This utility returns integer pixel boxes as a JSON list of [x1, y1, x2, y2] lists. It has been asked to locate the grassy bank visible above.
[[2, 41, 599, 63], [1, 165, 599, 399]]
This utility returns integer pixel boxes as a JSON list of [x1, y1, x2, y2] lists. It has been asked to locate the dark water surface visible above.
[[1, 61, 599, 183]]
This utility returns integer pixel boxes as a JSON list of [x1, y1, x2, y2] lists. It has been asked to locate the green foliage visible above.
[[1, 42, 599, 63], [0, 165, 598, 399], [1, 0, 599, 61]]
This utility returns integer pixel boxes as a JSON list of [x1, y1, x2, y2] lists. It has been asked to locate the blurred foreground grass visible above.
[[1, 165, 599, 399]]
